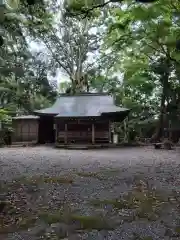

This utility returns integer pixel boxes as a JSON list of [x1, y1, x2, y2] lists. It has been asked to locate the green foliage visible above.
[[0, 109, 12, 131], [64, 0, 104, 18], [0, 0, 57, 147], [1, 0, 180, 142], [94, 0, 180, 141], [0, 109, 10, 122]]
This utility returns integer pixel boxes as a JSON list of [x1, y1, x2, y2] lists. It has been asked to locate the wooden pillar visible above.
[[36, 120, 38, 143], [65, 123, 68, 144], [55, 121, 58, 142], [21, 120, 22, 142], [28, 121, 30, 142], [109, 121, 111, 143], [92, 123, 95, 144]]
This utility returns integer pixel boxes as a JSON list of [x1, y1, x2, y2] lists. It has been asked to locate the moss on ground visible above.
[[90, 198, 131, 209], [39, 209, 114, 230], [76, 172, 105, 180], [39, 210, 64, 224], [90, 180, 167, 222], [0, 215, 37, 233], [11, 175, 74, 185], [98, 167, 122, 175], [42, 176, 74, 184], [70, 214, 113, 230], [17, 216, 37, 230], [132, 234, 153, 240], [76, 167, 122, 180], [0, 174, 73, 235], [1, 173, 179, 238]]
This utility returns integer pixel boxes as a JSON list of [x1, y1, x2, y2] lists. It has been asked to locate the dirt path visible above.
[[0, 147, 180, 239]]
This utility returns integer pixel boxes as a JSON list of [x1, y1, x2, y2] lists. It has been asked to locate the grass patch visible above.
[[17, 216, 37, 230], [0, 215, 37, 233], [0, 199, 36, 233], [8, 176, 40, 189], [90, 181, 167, 221], [76, 172, 105, 180], [39, 210, 113, 230], [42, 176, 74, 184], [175, 226, 180, 234], [132, 233, 153, 240], [90, 198, 131, 209], [98, 167, 122, 176], [76, 168, 122, 180], [39, 210, 65, 224], [13, 176, 38, 184], [70, 214, 113, 230], [9, 175, 74, 187], [45, 232, 68, 240]]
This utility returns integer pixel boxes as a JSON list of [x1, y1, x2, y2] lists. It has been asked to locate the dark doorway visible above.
[[38, 116, 55, 144]]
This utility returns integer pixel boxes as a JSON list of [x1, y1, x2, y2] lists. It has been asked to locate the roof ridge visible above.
[[59, 92, 109, 97]]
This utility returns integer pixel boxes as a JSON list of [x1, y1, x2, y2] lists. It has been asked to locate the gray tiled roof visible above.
[[34, 93, 130, 118]]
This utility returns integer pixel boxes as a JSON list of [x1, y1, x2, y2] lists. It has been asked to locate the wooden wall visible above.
[[55, 119, 110, 144], [12, 119, 39, 143]]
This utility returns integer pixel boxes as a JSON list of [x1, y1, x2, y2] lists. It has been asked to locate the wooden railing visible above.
[[58, 131, 109, 137], [57, 131, 109, 143]]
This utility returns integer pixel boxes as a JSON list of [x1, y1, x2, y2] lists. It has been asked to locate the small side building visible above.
[[12, 115, 39, 144]]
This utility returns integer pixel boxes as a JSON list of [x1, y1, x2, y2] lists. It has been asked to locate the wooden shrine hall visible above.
[[12, 93, 130, 147]]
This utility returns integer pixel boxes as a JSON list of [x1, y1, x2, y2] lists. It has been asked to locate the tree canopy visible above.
[[0, 0, 180, 142], [63, 0, 180, 141], [0, 0, 57, 117]]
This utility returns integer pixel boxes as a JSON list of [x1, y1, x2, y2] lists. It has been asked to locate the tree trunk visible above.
[[151, 89, 166, 141], [123, 118, 129, 142], [151, 59, 170, 142]]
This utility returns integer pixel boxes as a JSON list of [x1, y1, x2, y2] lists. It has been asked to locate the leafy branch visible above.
[[65, 0, 123, 18]]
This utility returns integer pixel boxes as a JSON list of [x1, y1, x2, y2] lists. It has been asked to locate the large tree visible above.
[[71, 0, 180, 141], [0, 0, 57, 116], [27, 0, 103, 93]]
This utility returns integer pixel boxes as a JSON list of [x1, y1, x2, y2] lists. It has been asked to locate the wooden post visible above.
[[21, 120, 22, 142], [109, 121, 111, 143], [92, 123, 95, 144], [27, 120, 29, 142], [36, 120, 38, 144], [65, 123, 68, 144], [54, 121, 58, 143]]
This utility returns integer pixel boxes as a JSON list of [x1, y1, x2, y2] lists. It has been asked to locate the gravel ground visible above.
[[0, 146, 180, 240]]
